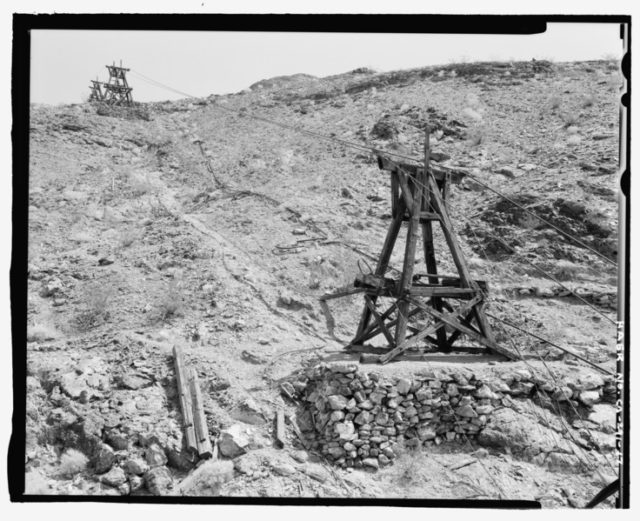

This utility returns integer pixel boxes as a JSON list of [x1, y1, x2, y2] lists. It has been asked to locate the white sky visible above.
[[30, 23, 623, 105]]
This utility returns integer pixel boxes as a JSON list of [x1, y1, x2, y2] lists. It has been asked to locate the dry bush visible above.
[[128, 172, 158, 195], [157, 280, 184, 321], [553, 261, 581, 281], [466, 128, 485, 147], [549, 95, 562, 110], [582, 95, 595, 108], [59, 449, 88, 478], [562, 113, 580, 128], [75, 282, 114, 331], [118, 228, 138, 248], [177, 460, 234, 496], [393, 439, 430, 485]]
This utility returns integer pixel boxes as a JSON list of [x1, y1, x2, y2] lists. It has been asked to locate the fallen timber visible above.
[[173, 345, 214, 459]]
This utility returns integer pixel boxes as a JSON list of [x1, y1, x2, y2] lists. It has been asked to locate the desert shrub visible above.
[[582, 95, 595, 108], [553, 261, 581, 281], [549, 95, 562, 110], [466, 128, 484, 147], [150, 199, 174, 220], [393, 439, 430, 485], [562, 113, 579, 128], [157, 280, 183, 321], [128, 172, 158, 195], [59, 449, 88, 478], [75, 282, 114, 331], [118, 228, 138, 248], [177, 460, 234, 495]]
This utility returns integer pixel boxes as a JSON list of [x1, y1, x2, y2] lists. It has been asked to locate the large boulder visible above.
[[477, 408, 573, 458]]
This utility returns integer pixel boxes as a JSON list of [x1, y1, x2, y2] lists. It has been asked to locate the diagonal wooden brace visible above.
[[378, 296, 483, 364], [408, 297, 518, 361], [364, 295, 396, 347]]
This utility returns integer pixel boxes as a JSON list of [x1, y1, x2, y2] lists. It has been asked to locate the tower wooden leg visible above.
[[354, 199, 405, 339], [422, 219, 449, 351], [395, 178, 423, 346]]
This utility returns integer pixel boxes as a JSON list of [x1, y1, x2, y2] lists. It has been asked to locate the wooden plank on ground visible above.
[[275, 410, 286, 449], [173, 346, 198, 454], [189, 369, 213, 459]]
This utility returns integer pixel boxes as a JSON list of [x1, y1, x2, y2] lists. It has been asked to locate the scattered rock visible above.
[[578, 390, 601, 407], [272, 463, 297, 476], [144, 466, 173, 495], [145, 443, 168, 467], [101, 466, 127, 487], [496, 167, 515, 178], [93, 444, 116, 474], [129, 475, 144, 493], [276, 290, 312, 311], [301, 463, 329, 482], [218, 424, 251, 458], [230, 397, 266, 425], [370, 116, 399, 140], [98, 256, 115, 266], [40, 278, 63, 297], [118, 373, 152, 390], [290, 450, 309, 463], [123, 457, 149, 476]]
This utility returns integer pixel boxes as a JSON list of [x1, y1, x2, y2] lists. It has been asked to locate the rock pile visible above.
[[298, 362, 615, 470], [301, 363, 501, 469]]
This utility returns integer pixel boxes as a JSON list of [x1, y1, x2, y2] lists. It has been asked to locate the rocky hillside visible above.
[[25, 60, 620, 505]]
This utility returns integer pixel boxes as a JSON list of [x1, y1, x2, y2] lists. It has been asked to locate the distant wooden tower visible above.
[[88, 77, 104, 102], [95, 61, 133, 105]]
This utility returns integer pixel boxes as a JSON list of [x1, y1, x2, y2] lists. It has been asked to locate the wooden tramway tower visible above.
[[101, 61, 133, 105], [88, 77, 104, 102], [347, 126, 517, 364]]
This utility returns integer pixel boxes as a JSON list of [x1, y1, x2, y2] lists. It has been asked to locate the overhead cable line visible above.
[[129, 68, 618, 268]]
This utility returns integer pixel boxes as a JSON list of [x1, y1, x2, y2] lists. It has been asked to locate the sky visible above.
[[30, 22, 624, 105]]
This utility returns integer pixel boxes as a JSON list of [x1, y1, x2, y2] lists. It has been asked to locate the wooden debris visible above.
[[275, 410, 286, 449], [286, 413, 310, 450], [450, 459, 477, 471], [189, 369, 213, 459], [279, 382, 296, 401], [173, 345, 197, 454]]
